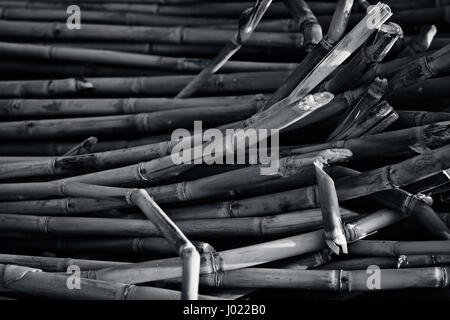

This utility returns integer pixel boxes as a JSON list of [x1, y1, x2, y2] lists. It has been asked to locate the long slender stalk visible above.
[[0, 42, 295, 73], [0, 105, 256, 140], [162, 144, 450, 219], [0, 20, 302, 48], [0, 264, 213, 300], [0, 208, 360, 238], [0, 71, 289, 98], [348, 240, 450, 256], [318, 255, 450, 270], [283, 0, 322, 52], [289, 121, 450, 160], [0, 94, 266, 118], [195, 266, 450, 291], [176, 0, 273, 98], [80, 208, 408, 284]]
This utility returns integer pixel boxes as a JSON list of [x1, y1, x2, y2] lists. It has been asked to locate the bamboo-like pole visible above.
[[406, 169, 450, 195], [0, 236, 183, 256], [0, 139, 179, 180], [0, 71, 289, 98], [0, 253, 126, 272], [163, 144, 450, 219], [369, 44, 450, 93], [0, 164, 331, 216], [318, 255, 450, 270], [0, 20, 303, 49], [389, 77, 450, 103], [0, 7, 234, 27], [176, 0, 273, 98], [79, 208, 408, 284], [289, 121, 450, 160], [0, 94, 267, 118], [0, 42, 296, 73], [0, 56, 179, 78], [332, 166, 450, 240], [195, 266, 450, 291], [0, 93, 334, 197], [0, 105, 256, 140], [314, 159, 347, 254], [0, 264, 214, 300], [0, 134, 170, 156], [348, 240, 450, 256], [0, 208, 360, 238], [283, 0, 322, 52], [394, 111, 450, 129]]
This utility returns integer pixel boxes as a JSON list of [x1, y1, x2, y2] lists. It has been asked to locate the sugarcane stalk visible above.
[[195, 266, 450, 291], [289, 121, 450, 160], [406, 169, 450, 194], [0, 163, 351, 217], [0, 42, 296, 74], [0, 206, 361, 238], [0, 134, 170, 156], [318, 255, 450, 270], [277, 249, 334, 270], [0, 94, 266, 118], [0, 180, 201, 298], [283, 0, 322, 51], [27, 40, 302, 58], [160, 144, 450, 219], [0, 71, 290, 98], [0, 105, 257, 140], [332, 166, 450, 239], [147, 149, 352, 204], [80, 208, 408, 284], [0, 237, 192, 256], [261, 0, 355, 110], [0, 139, 180, 180], [0, 264, 213, 300], [394, 111, 450, 129], [348, 240, 450, 256], [0, 20, 302, 49], [0, 56, 180, 78], [387, 44, 450, 93], [78, 185, 201, 299], [0, 7, 234, 27], [314, 159, 347, 255], [396, 25, 437, 58], [0, 253, 126, 272], [176, 0, 273, 98], [388, 77, 450, 103], [0, 93, 335, 199]]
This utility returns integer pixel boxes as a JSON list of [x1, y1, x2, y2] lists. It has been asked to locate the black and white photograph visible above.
[[0, 0, 448, 311]]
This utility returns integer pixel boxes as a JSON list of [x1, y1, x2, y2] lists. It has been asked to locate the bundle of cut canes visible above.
[[0, 0, 449, 301]]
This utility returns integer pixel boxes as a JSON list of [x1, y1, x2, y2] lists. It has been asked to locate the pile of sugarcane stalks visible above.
[[0, 0, 449, 301]]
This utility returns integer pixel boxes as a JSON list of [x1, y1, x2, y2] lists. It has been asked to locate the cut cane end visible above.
[[317, 148, 353, 165]]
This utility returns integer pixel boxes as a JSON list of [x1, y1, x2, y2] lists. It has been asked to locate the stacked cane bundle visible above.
[[0, 0, 449, 301]]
